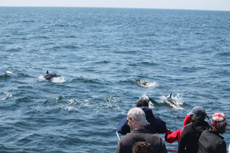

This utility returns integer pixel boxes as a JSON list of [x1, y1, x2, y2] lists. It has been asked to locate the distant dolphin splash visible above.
[[1, 92, 12, 101], [137, 80, 159, 88], [44, 71, 61, 81]]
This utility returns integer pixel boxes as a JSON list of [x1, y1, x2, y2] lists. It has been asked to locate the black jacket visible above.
[[198, 130, 226, 153], [116, 129, 167, 153], [178, 119, 209, 153], [117, 107, 167, 135]]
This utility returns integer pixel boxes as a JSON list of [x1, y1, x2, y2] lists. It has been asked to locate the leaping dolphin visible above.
[[44, 71, 61, 81], [166, 93, 177, 106]]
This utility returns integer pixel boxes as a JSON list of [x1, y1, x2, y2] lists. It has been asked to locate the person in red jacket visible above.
[[165, 114, 192, 143]]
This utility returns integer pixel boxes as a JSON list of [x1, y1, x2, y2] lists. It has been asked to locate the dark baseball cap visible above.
[[188, 106, 208, 118]]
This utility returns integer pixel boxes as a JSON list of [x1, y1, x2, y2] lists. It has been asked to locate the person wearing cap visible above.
[[197, 113, 229, 153], [178, 106, 209, 153], [116, 107, 167, 153], [117, 99, 167, 135]]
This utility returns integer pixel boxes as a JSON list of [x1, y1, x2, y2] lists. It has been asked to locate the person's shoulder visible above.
[[147, 133, 164, 140], [181, 123, 194, 135], [119, 133, 132, 143], [208, 130, 224, 139], [183, 122, 193, 129], [201, 129, 209, 134], [199, 130, 210, 137], [204, 121, 210, 127]]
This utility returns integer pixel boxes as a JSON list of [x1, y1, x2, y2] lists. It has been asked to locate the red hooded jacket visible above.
[[165, 115, 192, 143]]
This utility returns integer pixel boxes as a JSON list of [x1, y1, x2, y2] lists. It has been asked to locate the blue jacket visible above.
[[117, 107, 167, 135]]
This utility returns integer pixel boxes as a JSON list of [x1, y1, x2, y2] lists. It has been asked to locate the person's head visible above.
[[211, 113, 229, 134], [132, 141, 152, 153], [127, 107, 149, 130], [136, 99, 149, 107], [188, 106, 208, 121]]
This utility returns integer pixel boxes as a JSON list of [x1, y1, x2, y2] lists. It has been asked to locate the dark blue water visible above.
[[0, 7, 230, 152]]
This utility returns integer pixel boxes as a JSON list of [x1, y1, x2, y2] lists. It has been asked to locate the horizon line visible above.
[[0, 6, 229, 12]]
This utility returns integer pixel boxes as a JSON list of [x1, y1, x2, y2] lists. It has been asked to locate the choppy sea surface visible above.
[[0, 7, 230, 152]]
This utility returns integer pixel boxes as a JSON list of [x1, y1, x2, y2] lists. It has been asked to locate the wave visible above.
[[114, 50, 140, 54], [71, 77, 102, 84], [62, 45, 80, 49], [140, 61, 158, 66], [51, 24, 66, 27], [93, 60, 110, 64], [0, 74, 11, 79], [21, 20, 34, 23], [5, 47, 22, 52], [218, 51, 230, 56]]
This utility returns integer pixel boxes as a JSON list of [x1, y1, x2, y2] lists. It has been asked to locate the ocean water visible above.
[[0, 7, 230, 152]]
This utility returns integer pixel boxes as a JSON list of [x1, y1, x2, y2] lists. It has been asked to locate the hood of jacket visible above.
[[191, 119, 209, 134]]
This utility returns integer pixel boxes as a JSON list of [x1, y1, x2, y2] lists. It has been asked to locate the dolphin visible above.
[[44, 71, 61, 81], [6, 71, 18, 77], [166, 93, 177, 106], [142, 81, 148, 85], [138, 80, 148, 87]]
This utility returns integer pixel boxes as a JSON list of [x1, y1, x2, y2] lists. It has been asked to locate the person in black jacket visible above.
[[198, 113, 229, 153], [117, 99, 167, 135], [178, 106, 209, 153], [116, 107, 167, 153]]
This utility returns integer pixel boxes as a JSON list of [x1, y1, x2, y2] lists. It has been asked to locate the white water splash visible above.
[[160, 93, 183, 109], [137, 80, 159, 88], [51, 77, 66, 83], [68, 99, 77, 104], [148, 102, 154, 108], [38, 75, 46, 81], [62, 106, 77, 112], [1, 92, 12, 101], [229, 143, 230, 153], [38, 75, 66, 83], [139, 95, 149, 101], [139, 95, 154, 108]]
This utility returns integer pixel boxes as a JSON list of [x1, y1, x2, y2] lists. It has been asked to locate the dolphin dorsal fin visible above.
[[170, 93, 172, 98], [46, 70, 49, 74]]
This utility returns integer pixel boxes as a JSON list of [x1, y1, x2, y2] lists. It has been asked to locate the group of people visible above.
[[116, 99, 229, 153]]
